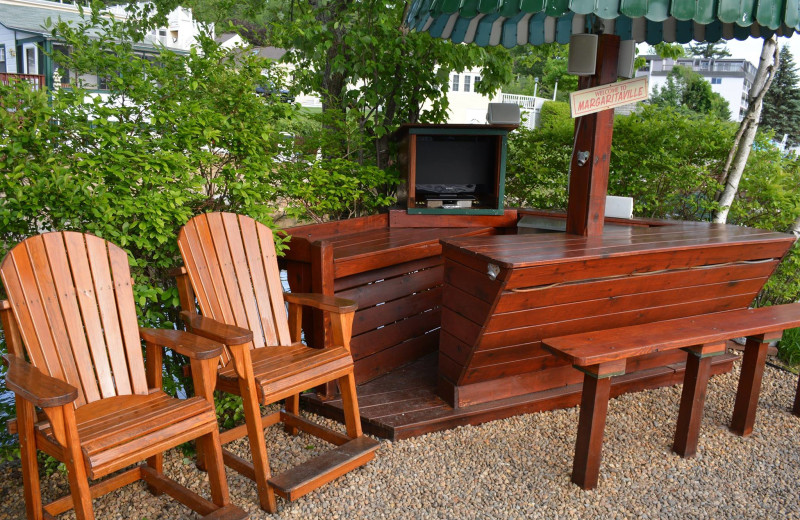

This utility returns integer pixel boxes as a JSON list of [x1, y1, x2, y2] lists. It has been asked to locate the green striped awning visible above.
[[404, 0, 800, 46]]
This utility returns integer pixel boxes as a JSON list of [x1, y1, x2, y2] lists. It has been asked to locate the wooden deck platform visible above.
[[303, 351, 737, 440]]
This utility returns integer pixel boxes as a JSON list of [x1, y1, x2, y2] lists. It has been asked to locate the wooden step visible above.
[[268, 436, 379, 501]]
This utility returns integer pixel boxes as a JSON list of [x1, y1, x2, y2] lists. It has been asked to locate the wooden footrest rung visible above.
[[200, 504, 250, 520], [268, 436, 379, 501]]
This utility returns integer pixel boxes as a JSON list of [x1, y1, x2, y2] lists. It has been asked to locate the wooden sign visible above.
[[569, 77, 649, 118]]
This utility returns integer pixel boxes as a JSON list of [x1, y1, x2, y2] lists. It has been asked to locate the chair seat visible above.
[[218, 345, 354, 402], [36, 391, 217, 479]]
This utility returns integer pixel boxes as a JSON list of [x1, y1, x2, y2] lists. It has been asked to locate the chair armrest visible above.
[[2, 354, 78, 408], [179, 312, 253, 345], [284, 293, 357, 314], [138, 328, 223, 360]]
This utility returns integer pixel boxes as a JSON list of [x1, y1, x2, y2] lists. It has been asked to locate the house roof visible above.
[[0, 0, 183, 53], [0, 1, 93, 36], [252, 46, 286, 60]]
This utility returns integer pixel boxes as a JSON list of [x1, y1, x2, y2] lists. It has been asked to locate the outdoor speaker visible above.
[[617, 40, 636, 78], [486, 103, 521, 125], [568, 34, 598, 76]]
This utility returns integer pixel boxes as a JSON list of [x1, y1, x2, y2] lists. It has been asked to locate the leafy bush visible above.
[[609, 104, 734, 219], [505, 101, 572, 209]]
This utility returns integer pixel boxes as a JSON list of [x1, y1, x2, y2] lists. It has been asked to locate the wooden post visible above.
[[730, 333, 777, 436], [566, 34, 620, 237], [672, 342, 725, 458]]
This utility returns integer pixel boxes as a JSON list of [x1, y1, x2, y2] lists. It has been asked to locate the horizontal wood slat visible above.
[[351, 309, 441, 361], [494, 260, 778, 313], [353, 287, 442, 336], [337, 265, 443, 309]]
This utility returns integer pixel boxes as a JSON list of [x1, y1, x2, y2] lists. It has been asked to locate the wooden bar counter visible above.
[[287, 211, 794, 439], [437, 219, 794, 408]]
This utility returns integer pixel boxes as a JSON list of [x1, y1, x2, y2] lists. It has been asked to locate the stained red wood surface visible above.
[[283, 211, 502, 384], [544, 304, 800, 366], [438, 222, 794, 407]]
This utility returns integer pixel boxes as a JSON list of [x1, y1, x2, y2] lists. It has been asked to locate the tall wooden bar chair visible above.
[[174, 212, 378, 513], [0, 232, 247, 520]]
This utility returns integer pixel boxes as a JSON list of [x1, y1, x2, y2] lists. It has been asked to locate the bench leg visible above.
[[673, 344, 722, 458], [730, 335, 772, 436], [572, 373, 612, 490]]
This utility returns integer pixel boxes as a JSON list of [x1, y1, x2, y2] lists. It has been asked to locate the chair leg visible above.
[[240, 378, 278, 513], [61, 406, 94, 520], [145, 453, 164, 495], [284, 394, 300, 436], [338, 372, 363, 438], [197, 428, 231, 507], [16, 399, 43, 520], [731, 336, 770, 436]]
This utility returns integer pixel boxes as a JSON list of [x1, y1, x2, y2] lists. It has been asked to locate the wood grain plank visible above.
[[222, 213, 266, 349], [333, 256, 442, 293], [350, 309, 441, 361], [107, 243, 147, 395], [478, 293, 756, 350], [85, 234, 132, 396], [353, 287, 441, 336], [495, 261, 778, 313], [63, 233, 117, 398], [257, 219, 292, 345], [238, 215, 278, 346], [42, 233, 101, 404], [337, 264, 443, 309], [25, 236, 85, 404]]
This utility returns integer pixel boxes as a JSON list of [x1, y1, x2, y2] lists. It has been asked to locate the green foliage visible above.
[[0, 3, 290, 457], [650, 66, 731, 120], [271, 0, 512, 170], [777, 327, 800, 367], [684, 41, 731, 58], [651, 43, 686, 59], [761, 46, 800, 148], [215, 392, 245, 430], [609, 105, 734, 219], [505, 101, 572, 209], [504, 43, 577, 100]]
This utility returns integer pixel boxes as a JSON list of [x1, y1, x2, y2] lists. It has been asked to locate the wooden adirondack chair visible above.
[[0, 232, 247, 520], [174, 212, 379, 513]]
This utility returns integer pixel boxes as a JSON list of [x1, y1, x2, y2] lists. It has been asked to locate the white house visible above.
[[0, 0, 204, 89], [636, 55, 757, 121]]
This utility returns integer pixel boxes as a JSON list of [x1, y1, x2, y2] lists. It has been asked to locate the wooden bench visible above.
[[543, 303, 800, 490]]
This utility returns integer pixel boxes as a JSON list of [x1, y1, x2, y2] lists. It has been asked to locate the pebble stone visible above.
[[1, 359, 799, 519]]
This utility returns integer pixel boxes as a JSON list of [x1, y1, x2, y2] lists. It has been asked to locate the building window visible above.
[[0, 44, 5, 74], [464, 75, 471, 92], [452, 74, 459, 91], [53, 45, 71, 86], [474, 75, 481, 89], [711, 77, 721, 84]]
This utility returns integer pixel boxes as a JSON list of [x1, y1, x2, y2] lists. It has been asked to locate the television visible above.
[[396, 124, 514, 215]]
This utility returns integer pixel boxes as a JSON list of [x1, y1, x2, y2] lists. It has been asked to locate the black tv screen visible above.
[[415, 135, 496, 194]]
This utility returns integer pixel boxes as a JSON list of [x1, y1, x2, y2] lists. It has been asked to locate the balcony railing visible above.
[[0, 73, 46, 90], [501, 93, 538, 109]]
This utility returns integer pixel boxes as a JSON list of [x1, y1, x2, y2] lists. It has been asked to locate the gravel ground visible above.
[[1, 359, 799, 520]]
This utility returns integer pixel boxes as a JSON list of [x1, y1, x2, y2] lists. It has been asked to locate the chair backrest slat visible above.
[[41, 233, 102, 403], [220, 213, 266, 349], [1, 232, 148, 406], [62, 233, 117, 398], [178, 213, 292, 361], [83, 235, 132, 396], [256, 220, 291, 345], [26, 236, 89, 406], [239, 216, 279, 346]]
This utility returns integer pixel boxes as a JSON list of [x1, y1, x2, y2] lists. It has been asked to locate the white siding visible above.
[[0, 24, 18, 73]]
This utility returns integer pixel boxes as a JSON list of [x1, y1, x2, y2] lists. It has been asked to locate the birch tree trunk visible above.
[[713, 36, 780, 223]]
